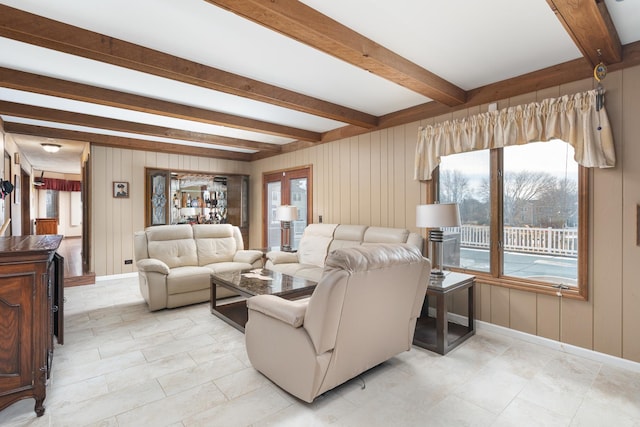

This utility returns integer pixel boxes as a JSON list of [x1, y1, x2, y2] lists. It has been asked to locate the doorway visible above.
[[20, 168, 30, 235], [263, 166, 312, 250]]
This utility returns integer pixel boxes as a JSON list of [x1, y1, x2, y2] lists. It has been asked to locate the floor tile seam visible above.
[[514, 387, 584, 420], [89, 378, 170, 426]]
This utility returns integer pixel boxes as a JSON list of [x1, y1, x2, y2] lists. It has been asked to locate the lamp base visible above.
[[430, 269, 446, 280]]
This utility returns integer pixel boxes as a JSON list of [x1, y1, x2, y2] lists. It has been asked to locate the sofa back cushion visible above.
[[145, 224, 198, 268], [363, 226, 410, 245], [297, 224, 338, 267], [134, 231, 149, 261], [328, 225, 368, 252], [304, 244, 429, 356], [192, 224, 239, 265]]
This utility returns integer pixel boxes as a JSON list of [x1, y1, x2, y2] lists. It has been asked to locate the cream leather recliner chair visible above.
[[245, 244, 431, 403]]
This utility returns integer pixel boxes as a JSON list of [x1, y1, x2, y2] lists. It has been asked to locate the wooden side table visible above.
[[413, 272, 475, 355]]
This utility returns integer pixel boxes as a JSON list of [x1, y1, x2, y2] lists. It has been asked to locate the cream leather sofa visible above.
[[246, 244, 431, 403], [265, 223, 423, 281], [134, 224, 263, 311]]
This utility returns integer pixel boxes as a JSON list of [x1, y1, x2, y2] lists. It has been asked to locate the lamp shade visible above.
[[276, 205, 298, 222], [181, 207, 197, 216], [416, 203, 461, 228]]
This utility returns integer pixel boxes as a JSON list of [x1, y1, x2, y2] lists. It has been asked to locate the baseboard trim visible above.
[[95, 272, 138, 281], [476, 320, 640, 373], [428, 308, 640, 372]]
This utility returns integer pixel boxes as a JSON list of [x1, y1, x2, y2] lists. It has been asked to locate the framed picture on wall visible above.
[[113, 181, 129, 198]]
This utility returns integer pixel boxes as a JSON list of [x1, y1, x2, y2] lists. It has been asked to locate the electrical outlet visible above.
[[124, 259, 133, 265], [318, 215, 323, 223]]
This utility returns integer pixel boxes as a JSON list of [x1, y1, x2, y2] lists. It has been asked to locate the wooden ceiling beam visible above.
[[0, 67, 319, 142], [314, 40, 640, 149], [206, 0, 467, 106], [3, 122, 252, 161], [547, 0, 622, 67], [0, 100, 281, 153], [0, 4, 377, 129]]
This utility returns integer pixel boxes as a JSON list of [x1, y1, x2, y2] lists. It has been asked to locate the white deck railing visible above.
[[446, 225, 578, 257]]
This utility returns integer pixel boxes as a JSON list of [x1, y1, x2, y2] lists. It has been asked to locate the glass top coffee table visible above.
[[210, 269, 317, 332]]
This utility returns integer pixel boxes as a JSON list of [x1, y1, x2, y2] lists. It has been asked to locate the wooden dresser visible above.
[[0, 235, 64, 417]]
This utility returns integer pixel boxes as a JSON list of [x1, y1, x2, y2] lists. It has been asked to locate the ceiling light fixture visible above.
[[41, 143, 62, 153]]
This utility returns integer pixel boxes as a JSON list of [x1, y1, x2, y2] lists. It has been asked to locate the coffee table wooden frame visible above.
[[210, 269, 316, 332]]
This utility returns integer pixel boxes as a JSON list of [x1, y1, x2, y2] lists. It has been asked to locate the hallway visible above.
[[56, 236, 95, 286]]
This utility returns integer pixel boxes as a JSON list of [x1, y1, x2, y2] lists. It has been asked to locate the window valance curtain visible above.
[[41, 178, 81, 192], [414, 89, 616, 180]]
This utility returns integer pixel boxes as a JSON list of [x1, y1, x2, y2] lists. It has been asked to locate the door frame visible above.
[[82, 153, 91, 275], [262, 165, 312, 248], [20, 168, 30, 235]]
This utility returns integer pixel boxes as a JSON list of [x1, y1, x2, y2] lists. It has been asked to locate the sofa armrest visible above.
[[233, 250, 263, 265], [247, 295, 308, 328], [136, 258, 170, 275], [266, 250, 299, 265]]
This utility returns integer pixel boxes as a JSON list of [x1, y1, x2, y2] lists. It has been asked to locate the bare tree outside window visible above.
[[438, 139, 582, 291]]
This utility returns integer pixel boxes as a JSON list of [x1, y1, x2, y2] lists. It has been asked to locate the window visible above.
[[437, 139, 587, 299], [45, 190, 59, 219]]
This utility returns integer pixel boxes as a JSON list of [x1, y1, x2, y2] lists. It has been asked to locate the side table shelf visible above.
[[413, 272, 475, 355]]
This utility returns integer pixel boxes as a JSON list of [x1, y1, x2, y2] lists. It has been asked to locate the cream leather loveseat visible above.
[[265, 224, 423, 282], [134, 224, 263, 311], [246, 244, 431, 403]]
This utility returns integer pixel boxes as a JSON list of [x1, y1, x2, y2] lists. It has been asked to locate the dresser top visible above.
[[0, 235, 63, 260]]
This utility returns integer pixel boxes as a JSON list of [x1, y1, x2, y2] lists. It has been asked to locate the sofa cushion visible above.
[[205, 261, 255, 274], [363, 226, 410, 244], [294, 266, 324, 282], [166, 266, 212, 295], [269, 262, 321, 279], [328, 224, 368, 252], [146, 225, 198, 268], [193, 224, 238, 265], [297, 224, 338, 267]]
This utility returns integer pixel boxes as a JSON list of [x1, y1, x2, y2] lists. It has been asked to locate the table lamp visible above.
[[416, 203, 461, 278], [276, 205, 298, 252]]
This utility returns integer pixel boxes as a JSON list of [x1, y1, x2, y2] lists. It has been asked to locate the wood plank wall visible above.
[[248, 65, 640, 363], [90, 146, 250, 276], [88, 66, 639, 363]]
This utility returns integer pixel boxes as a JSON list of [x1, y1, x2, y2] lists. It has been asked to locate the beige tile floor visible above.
[[2, 276, 640, 427]]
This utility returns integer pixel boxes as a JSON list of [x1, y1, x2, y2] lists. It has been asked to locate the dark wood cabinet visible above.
[[226, 175, 249, 246], [0, 235, 63, 417], [35, 218, 58, 235], [144, 168, 250, 244]]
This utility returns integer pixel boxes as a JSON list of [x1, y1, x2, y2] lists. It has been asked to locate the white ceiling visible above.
[[1, 0, 639, 174]]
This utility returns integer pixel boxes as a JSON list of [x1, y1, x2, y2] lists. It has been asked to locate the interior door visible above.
[[263, 166, 312, 250]]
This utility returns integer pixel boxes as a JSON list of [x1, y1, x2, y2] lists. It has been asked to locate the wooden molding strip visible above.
[[0, 100, 280, 153], [3, 122, 252, 161], [206, 0, 466, 106], [0, 4, 377, 129]]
